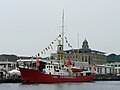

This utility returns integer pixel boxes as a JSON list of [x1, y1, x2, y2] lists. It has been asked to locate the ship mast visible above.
[[57, 10, 64, 60]]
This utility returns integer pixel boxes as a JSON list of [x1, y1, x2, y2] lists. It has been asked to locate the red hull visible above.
[[19, 68, 95, 84]]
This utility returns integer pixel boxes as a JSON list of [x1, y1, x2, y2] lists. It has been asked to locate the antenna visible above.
[[62, 10, 64, 49], [77, 31, 81, 67]]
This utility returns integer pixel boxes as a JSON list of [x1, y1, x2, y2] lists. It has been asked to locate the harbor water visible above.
[[0, 81, 120, 90]]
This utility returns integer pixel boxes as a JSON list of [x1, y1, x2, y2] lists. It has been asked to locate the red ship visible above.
[[19, 11, 95, 84], [19, 67, 95, 84], [19, 52, 95, 84]]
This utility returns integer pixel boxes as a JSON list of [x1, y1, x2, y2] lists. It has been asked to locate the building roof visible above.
[[64, 39, 105, 54], [64, 48, 106, 54]]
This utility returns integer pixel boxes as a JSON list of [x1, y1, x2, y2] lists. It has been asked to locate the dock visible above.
[[0, 78, 21, 83], [93, 74, 120, 81]]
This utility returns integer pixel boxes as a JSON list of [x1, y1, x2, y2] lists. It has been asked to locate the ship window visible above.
[[4, 65, 6, 68], [51, 66, 52, 68], [81, 73, 83, 76], [86, 72, 91, 76], [78, 73, 81, 76], [56, 70, 59, 72]]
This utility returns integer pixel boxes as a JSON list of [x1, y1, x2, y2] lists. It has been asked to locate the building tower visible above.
[[82, 39, 89, 49]]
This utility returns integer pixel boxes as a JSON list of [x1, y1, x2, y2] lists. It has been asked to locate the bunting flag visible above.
[[56, 38, 59, 41], [50, 44, 53, 49], [65, 36, 74, 49], [45, 48, 48, 51], [59, 34, 61, 37], [66, 40, 68, 43], [43, 49, 46, 54], [38, 53, 40, 56], [51, 42, 54, 44], [48, 46, 50, 49], [70, 45, 72, 48], [68, 43, 71, 47], [41, 51, 43, 54]]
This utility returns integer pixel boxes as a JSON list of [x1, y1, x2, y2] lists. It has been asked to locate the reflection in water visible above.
[[0, 81, 120, 90]]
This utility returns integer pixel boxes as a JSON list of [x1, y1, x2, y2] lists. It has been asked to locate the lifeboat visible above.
[[71, 67, 83, 72]]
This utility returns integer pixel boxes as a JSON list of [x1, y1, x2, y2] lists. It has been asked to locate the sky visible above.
[[0, 0, 120, 57]]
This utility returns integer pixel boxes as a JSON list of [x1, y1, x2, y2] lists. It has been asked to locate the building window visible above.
[[111, 65, 114, 67], [89, 56, 91, 60], [119, 69, 120, 74], [85, 56, 87, 62], [100, 68, 102, 74], [110, 69, 111, 73], [97, 68, 99, 73], [115, 69, 117, 74], [82, 56, 84, 62], [4, 65, 6, 68], [105, 68, 107, 74]]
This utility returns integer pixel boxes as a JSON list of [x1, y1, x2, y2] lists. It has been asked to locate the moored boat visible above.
[[19, 67, 95, 84], [19, 11, 96, 84]]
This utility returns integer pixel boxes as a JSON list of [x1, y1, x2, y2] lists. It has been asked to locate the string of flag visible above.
[[37, 34, 75, 57], [37, 34, 62, 56], [64, 36, 73, 48], [64, 36, 76, 59]]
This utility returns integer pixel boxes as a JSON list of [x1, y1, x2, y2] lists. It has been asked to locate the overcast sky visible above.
[[0, 0, 120, 56]]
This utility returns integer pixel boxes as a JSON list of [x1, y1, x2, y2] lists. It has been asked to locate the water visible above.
[[0, 81, 120, 90]]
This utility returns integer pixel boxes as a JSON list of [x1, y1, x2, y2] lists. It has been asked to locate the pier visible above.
[[93, 74, 120, 81], [0, 78, 21, 83]]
